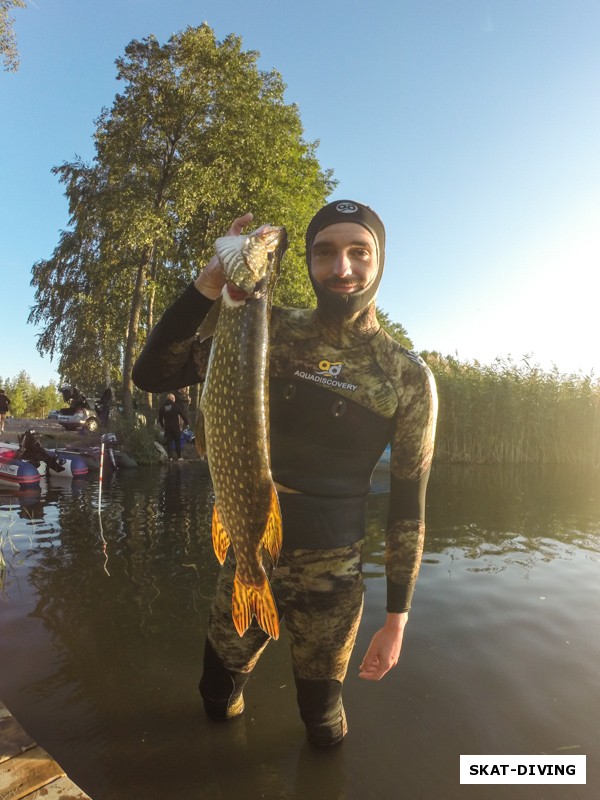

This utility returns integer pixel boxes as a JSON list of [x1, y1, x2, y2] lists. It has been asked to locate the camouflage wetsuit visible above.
[[133, 283, 437, 743]]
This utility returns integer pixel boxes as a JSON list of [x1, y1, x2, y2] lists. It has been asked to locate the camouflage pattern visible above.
[[208, 541, 364, 682], [385, 519, 426, 587], [267, 301, 437, 607], [270, 302, 437, 473]]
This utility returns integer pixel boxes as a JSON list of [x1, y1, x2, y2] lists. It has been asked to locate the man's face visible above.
[[310, 222, 378, 294]]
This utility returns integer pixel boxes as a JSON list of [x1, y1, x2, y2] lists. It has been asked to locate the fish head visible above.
[[215, 224, 288, 298]]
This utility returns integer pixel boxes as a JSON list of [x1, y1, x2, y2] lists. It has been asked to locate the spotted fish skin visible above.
[[201, 225, 288, 639]]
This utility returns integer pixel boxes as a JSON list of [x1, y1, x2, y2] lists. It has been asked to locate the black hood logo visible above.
[[335, 201, 358, 214]]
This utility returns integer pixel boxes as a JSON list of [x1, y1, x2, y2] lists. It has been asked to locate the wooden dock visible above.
[[0, 701, 92, 800]]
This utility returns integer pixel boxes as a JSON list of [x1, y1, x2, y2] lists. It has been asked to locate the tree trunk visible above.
[[122, 244, 153, 417], [144, 266, 157, 422]]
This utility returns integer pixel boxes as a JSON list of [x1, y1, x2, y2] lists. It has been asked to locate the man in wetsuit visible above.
[[133, 200, 437, 746], [158, 392, 189, 460]]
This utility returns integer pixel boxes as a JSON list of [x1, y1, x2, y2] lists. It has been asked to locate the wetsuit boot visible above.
[[198, 639, 249, 721], [295, 678, 347, 746]]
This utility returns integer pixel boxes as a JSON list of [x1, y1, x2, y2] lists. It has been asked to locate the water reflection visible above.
[[365, 464, 600, 580], [0, 462, 598, 800]]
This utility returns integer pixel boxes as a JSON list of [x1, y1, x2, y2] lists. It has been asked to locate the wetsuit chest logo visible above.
[[293, 359, 358, 391], [317, 360, 343, 378]]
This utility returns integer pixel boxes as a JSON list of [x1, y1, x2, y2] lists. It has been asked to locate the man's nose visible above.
[[333, 251, 352, 277]]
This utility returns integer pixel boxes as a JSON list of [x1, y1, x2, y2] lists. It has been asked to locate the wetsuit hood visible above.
[[305, 200, 386, 318]]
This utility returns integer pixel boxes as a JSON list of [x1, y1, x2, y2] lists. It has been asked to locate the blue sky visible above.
[[2, 0, 599, 386]]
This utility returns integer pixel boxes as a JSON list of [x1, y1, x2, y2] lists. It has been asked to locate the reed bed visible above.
[[424, 354, 600, 466]]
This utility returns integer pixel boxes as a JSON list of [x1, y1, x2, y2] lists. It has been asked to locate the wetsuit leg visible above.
[[199, 552, 272, 720], [167, 428, 182, 458], [199, 638, 250, 720], [272, 542, 364, 746], [295, 678, 347, 746]]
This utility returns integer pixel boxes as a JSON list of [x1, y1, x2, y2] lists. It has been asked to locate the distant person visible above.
[[158, 392, 189, 460], [0, 389, 10, 432], [71, 386, 88, 410], [98, 386, 113, 426]]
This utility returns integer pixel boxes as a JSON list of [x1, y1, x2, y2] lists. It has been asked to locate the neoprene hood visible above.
[[305, 199, 386, 317]]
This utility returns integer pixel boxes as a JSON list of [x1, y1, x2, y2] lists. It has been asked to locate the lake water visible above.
[[0, 462, 598, 800]]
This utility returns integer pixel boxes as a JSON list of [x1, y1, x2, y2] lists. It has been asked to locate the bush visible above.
[[109, 416, 161, 465]]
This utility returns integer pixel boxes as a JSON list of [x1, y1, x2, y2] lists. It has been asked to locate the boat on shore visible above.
[[0, 430, 88, 485], [44, 448, 89, 478], [0, 452, 43, 490], [52, 444, 137, 472]]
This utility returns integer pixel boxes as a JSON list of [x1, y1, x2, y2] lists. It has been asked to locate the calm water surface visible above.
[[0, 463, 598, 800]]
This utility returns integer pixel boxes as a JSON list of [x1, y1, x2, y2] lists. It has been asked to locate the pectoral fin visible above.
[[232, 571, 280, 640], [211, 504, 231, 565], [197, 296, 222, 342], [194, 405, 207, 457]]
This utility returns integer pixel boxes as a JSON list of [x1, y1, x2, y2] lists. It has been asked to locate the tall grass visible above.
[[425, 354, 600, 466]]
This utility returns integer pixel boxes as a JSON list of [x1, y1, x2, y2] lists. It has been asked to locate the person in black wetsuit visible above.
[[133, 200, 438, 746], [0, 389, 10, 432], [158, 392, 189, 460]]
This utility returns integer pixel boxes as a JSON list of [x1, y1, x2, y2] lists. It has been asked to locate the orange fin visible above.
[[232, 571, 280, 640], [211, 504, 230, 565], [261, 485, 283, 566]]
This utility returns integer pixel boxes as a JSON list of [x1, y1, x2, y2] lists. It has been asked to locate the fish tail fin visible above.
[[211, 504, 231, 565], [232, 571, 280, 641], [261, 485, 283, 566]]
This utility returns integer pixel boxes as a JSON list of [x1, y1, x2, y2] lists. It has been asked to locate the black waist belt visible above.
[[278, 492, 367, 551]]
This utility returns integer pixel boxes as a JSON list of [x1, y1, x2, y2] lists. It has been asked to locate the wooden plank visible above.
[[0, 745, 64, 800], [0, 715, 36, 763], [0, 701, 92, 799], [24, 775, 92, 799]]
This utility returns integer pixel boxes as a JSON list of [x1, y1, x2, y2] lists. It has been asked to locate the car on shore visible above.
[[57, 404, 100, 432]]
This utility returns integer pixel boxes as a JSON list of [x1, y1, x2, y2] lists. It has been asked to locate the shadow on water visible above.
[[0, 462, 599, 799]]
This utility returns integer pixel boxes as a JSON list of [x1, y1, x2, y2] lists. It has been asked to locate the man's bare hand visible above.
[[359, 612, 408, 681]]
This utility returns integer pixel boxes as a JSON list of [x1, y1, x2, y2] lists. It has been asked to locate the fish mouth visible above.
[[225, 284, 249, 302]]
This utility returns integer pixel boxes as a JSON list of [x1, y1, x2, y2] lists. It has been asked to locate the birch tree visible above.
[[30, 24, 335, 414]]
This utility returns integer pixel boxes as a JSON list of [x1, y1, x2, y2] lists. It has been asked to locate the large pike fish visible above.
[[200, 224, 288, 640]]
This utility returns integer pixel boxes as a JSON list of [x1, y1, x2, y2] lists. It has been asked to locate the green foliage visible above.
[[0, 371, 61, 418], [29, 24, 335, 401], [0, 0, 25, 72], [376, 307, 413, 348], [109, 415, 162, 465], [425, 352, 600, 466]]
